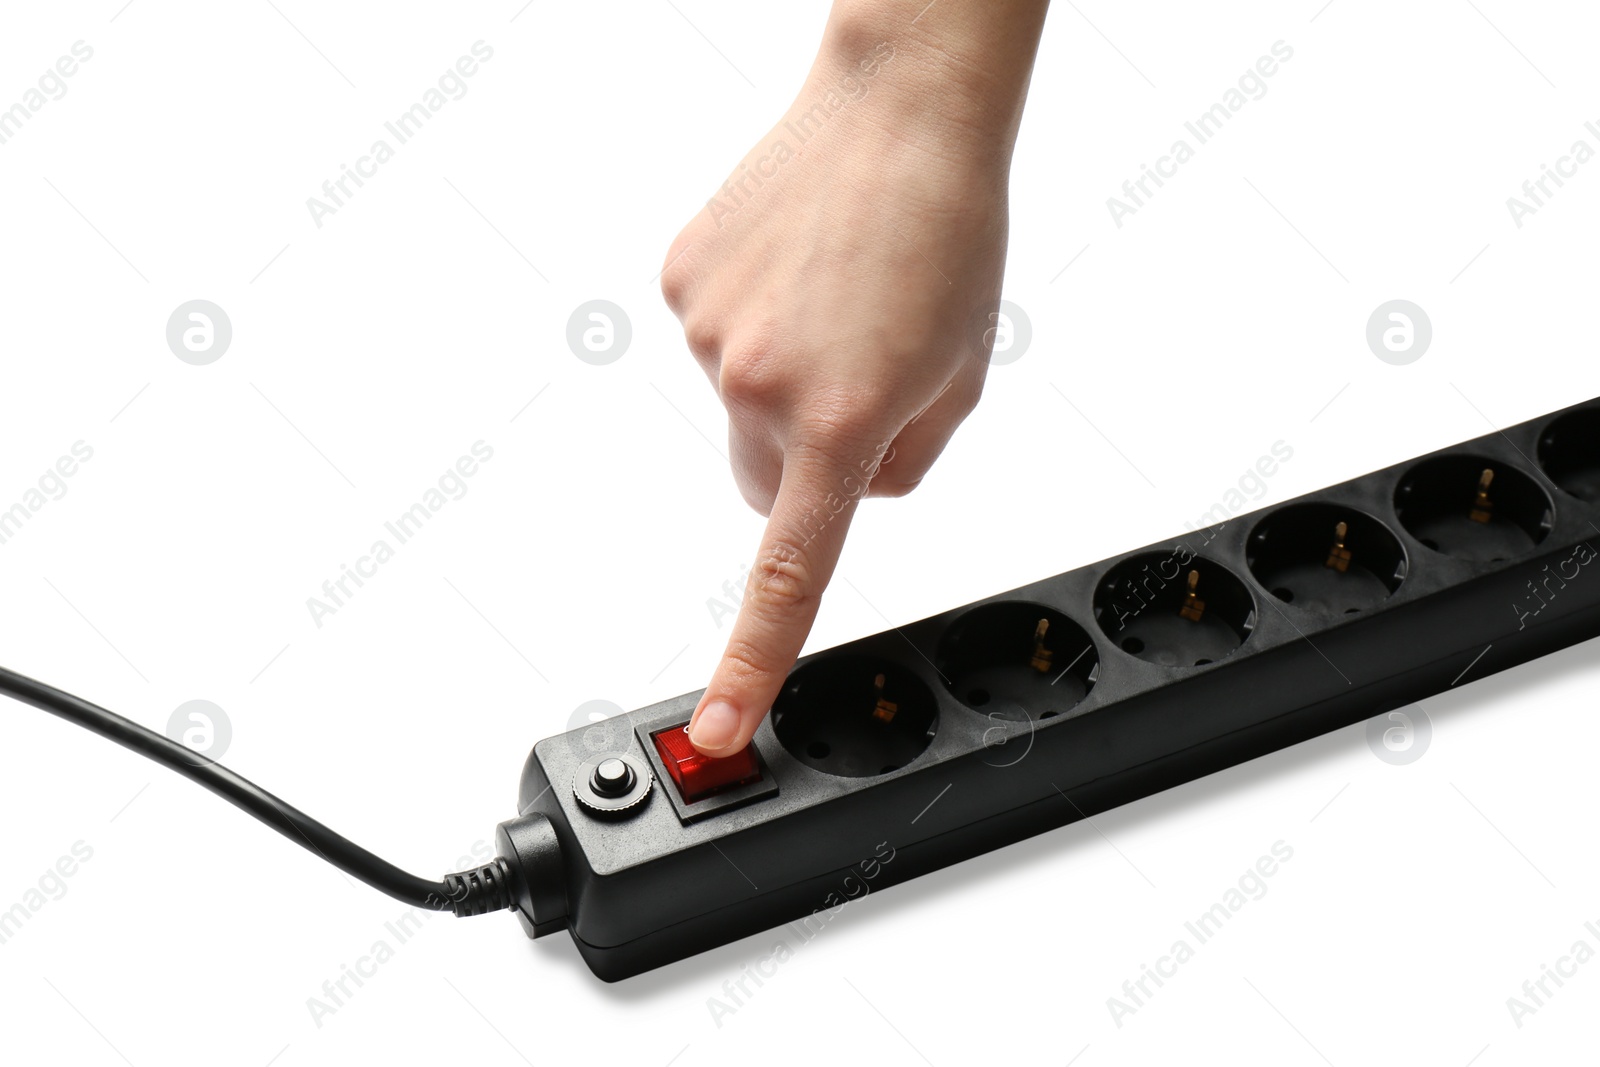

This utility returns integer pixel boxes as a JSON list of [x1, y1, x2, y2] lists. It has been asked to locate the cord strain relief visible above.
[[444, 856, 518, 917]]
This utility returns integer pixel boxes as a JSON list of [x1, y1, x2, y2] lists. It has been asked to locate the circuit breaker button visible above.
[[591, 757, 635, 797]]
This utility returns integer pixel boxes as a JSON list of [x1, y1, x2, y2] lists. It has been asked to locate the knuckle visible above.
[[791, 418, 886, 484], [952, 376, 986, 417], [719, 637, 787, 688], [871, 475, 923, 498], [718, 350, 784, 409], [826, 404, 883, 444], [791, 396, 880, 453], [659, 267, 687, 314], [681, 314, 722, 364], [658, 237, 696, 313], [747, 539, 818, 615]]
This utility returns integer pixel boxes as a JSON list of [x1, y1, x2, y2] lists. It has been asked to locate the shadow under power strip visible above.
[[7, 398, 1599, 981]]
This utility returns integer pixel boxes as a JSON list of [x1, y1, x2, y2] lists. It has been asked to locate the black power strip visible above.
[[9, 398, 1597, 983], [494, 397, 1600, 980]]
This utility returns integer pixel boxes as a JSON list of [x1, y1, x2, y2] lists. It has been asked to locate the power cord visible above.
[[0, 664, 519, 917]]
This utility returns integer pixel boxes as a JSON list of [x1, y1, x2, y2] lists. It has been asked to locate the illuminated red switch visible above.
[[652, 724, 762, 803]]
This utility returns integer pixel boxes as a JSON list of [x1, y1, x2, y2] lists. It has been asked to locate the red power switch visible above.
[[652, 724, 762, 803]]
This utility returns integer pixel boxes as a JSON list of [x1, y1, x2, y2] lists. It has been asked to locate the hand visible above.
[[660, 2, 1048, 757]]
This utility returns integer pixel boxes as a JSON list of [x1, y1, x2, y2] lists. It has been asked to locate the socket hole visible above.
[[1194, 658, 1213, 666], [1040, 711, 1059, 719], [935, 602, 1100, 721], [1248, 504, 1407, 615], [773, 657, 937, 778], [1095, 550, 1256, 667], [1538, 408, 1600, 502], [1395, 455, 1553, 562]]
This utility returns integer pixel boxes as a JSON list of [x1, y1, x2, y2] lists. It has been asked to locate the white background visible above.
[[1, 1, 1598, 1064]]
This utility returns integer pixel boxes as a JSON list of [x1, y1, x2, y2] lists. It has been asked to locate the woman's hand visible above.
[[660, 1, 1050, 757]]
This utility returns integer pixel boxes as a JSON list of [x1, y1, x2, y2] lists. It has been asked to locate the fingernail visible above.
[[690, 701, 740, 752]]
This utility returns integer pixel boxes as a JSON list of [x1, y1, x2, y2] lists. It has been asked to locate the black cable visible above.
[[0, 664, 516, 917]]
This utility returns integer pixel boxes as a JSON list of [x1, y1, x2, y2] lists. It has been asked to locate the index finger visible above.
[[686, 443, 878, 756]]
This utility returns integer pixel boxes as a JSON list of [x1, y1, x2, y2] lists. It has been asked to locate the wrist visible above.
[[814, 1, 1046, 162]]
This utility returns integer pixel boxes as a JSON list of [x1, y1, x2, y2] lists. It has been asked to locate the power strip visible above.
[[494, 397, 1600, 980], [12, 399, 1596, 983]]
